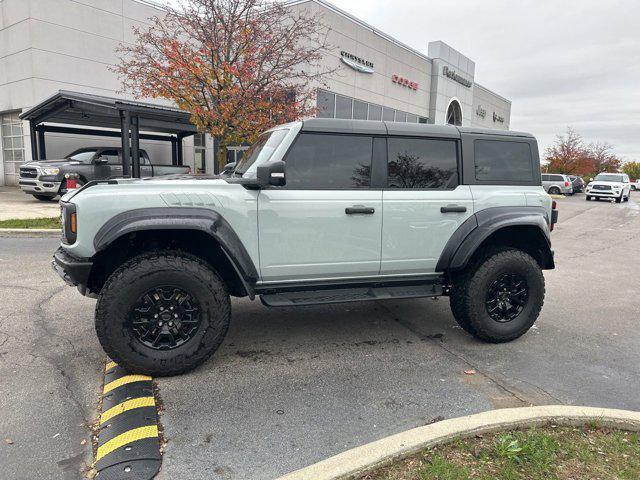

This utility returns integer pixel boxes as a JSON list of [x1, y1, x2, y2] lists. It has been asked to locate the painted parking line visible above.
[[94, 360, 162, 479]]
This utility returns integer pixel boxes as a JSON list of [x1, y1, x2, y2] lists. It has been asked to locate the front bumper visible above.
[[19, 178, 62, 195], [586, 189, 619, 197], [52, 247, 94, 295]]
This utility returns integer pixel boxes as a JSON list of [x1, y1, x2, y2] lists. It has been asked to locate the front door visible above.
[[258, 132, 382, 283], [381, 136, 474, 275]]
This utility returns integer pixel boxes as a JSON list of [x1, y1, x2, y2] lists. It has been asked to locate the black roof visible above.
[[301, 118, 533, 138], [20, 90, 198, 135]]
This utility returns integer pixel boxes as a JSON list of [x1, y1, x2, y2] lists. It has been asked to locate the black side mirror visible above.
[[257, 161, 286, 187], [223, 162, 236, 174]]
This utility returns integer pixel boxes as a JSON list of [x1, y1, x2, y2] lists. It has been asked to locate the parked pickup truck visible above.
[[19, 147, 190, 201], [53, 119, 557, 376]]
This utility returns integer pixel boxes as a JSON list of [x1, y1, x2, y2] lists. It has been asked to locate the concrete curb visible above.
[[277, 405, 640, 480], [0, 228, 61, 238]]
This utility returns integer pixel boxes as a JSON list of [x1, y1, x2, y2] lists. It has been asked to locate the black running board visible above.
[[260, 283, 443, 307]]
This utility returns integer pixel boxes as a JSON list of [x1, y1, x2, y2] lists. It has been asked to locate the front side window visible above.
[[387, 137, 458, 189], [594, 173, 624, 183], [99, 150, 120, 165], [284, 133, 373, 189], [474, 140, 534, 183], [234, 129, 289, 176]]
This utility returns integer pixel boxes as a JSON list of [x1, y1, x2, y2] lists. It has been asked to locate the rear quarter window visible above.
[[474, 140, 534, 183]]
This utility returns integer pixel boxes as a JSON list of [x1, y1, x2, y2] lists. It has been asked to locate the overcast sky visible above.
[[325, 0, 640, 161], [166, 0, 640, 160]]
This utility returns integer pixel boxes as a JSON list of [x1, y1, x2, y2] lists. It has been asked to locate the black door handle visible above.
[[346, 207, 375, 215], [441, 205, 467, 213]]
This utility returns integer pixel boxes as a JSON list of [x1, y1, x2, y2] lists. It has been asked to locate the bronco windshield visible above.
[[234, 129, 289, 176], [594, 174, 624, 183]]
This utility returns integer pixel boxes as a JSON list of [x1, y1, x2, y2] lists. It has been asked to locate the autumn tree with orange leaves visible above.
[[545, 127, 622, 178], [114, 0, 334, 169]]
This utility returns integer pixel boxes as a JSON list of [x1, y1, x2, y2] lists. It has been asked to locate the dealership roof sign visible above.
[[340, 51, 374, 74]]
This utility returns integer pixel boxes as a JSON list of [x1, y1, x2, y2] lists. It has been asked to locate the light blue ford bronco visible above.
[[53, 119, 558, 376]]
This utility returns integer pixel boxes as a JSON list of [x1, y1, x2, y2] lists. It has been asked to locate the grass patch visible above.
[[0, 217, 61, 229], [359, 425, 640, 480]]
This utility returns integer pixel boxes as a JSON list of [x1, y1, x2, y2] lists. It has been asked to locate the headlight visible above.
[[39, 167, 60, 175]]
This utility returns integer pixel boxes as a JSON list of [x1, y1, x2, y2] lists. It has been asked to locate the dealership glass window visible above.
[[387, 137, 458, 189], [1, 112, 24, 184], [368, 104, 383, 121], [316, 89, 335, 118], [194, 133, 206, 173], [383, 107, 396, 122], [284, 133, 373, 189], [353, 100, 368, 120], [474, 140, 534, 182], [315, 89, 423, 124], [335, 95, 353, 119]]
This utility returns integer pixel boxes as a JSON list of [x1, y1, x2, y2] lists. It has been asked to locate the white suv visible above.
[[586, 173, 631, 203]]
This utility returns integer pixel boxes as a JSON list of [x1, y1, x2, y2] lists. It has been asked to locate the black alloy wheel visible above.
[[129, 286, 202, 350], [485, 274, 529, 323]]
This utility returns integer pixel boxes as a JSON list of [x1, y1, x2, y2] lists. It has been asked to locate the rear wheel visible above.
[[95, 251, 231, 376], [32, 194, 56, 202], [548, 187, 561, 195], [450, 249, 545, 343]]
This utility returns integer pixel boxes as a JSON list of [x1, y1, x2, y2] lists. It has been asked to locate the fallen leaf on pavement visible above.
[[464, 369, 477, 375], [80, 439, 87, 445], [4, 438, 13, 445]]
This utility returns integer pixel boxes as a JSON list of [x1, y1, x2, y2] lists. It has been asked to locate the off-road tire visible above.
[[449, 248, 545, 343], [32, 194, 56, 202], [95, 251, 231, 376]]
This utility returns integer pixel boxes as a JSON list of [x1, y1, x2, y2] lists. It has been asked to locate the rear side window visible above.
[[387, 137, 458, 189], [474, 140, 534, 182], [550, 175, 564, 181], [284, 133, 373, 189]]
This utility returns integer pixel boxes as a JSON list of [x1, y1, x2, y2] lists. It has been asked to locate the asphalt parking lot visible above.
[[1, 193, 639, 479]]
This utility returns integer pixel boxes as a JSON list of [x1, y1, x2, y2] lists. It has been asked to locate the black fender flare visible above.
[[93, 208, 258, 298], [436, 206, 554, 273]]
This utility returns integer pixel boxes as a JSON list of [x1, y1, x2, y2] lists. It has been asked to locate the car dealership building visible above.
[[0, 0, 511, 186]]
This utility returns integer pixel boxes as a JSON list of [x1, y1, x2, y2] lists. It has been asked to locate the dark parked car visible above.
[[569, 175, 585, 193], [18, 147, 191, 201]]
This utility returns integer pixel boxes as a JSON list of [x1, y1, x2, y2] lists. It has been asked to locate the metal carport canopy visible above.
[[19, 90, 198, 177]]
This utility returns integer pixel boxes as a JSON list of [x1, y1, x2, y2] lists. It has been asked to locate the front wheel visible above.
[[95, 251, 231, 376], [616, 192, 623, 203], [449, 249, 545, 343], [586, 195, 591, 201]]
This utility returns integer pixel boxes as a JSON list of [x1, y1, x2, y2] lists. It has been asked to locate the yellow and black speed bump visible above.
[[95, 361, 162, 480]]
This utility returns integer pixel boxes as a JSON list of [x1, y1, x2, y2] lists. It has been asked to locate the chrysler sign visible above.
[[340, 51, 374, 74]]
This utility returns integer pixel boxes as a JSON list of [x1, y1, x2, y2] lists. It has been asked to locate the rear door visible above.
[[257, 132, 383, 282], [381, 136, 473, 275]]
